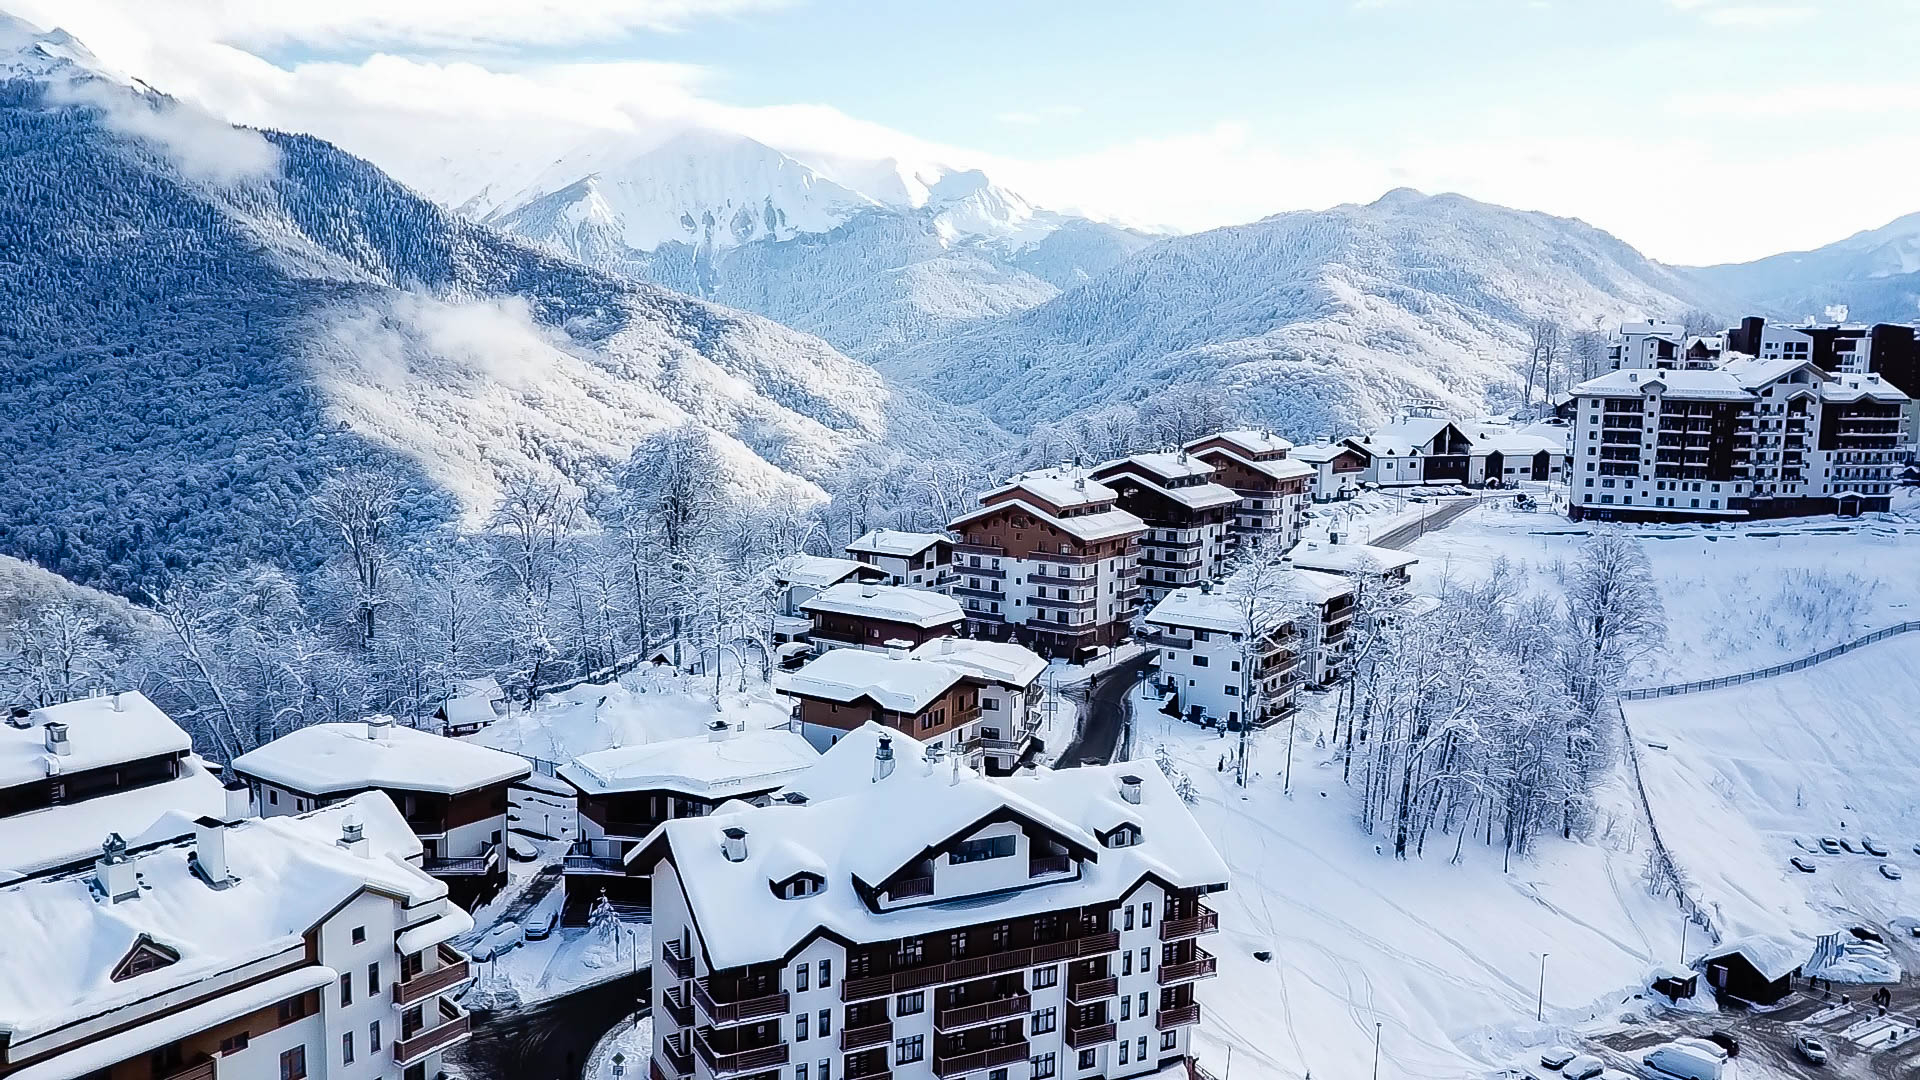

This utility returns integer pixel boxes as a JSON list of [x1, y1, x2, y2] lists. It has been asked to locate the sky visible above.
[[8, 0, 1920, 263]]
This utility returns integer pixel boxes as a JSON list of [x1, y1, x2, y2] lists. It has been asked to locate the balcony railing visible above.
[[1159, 905, 1219, 941], [694, 978, 789, 1026], [692, 1029, 791, 1078], [964, 736, 1019, 754], [842, 1020, 895, 1052], [564, 853, 629, 875], [159, 1056, 217, 1080], [841, 932, 1119, 1002], [1028, 854, 1070, 877], [662, 986, 694, 1027], [1157, 947, 1218, 985], [1155, 1004, 1201, 1030], [932, 1041, 1030, 1078], [887, 875, 935, 901], [662, 940, 696, 980], [1064, 1022, 1116, 1049], [394, 944, 472, 1006], [422, 845, 499, 876], [661, 1034, 694, 1076], [844, 1062, 891, 1080], [394, 999, 471, 1066], [1065, 976, 1117, 1004], [934, 992, 1031, 1032]]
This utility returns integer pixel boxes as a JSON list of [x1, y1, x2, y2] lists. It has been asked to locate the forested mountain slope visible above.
[[0, 22, 990, 594], [1684, 210, 1920, 324], [880, 189, 1725, 435]]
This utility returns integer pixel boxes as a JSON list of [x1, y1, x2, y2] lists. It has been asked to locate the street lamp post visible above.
[[1372, 1021, 1382, 1080], [1537, 953, 1550, 1021]]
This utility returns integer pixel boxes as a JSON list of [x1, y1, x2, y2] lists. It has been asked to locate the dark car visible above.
[[1864, 837, 1890, 857], [1705, 1031, 1738, 1058]]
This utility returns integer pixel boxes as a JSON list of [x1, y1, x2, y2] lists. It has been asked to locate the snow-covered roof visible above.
[[634, 723, 1228, 970], [846, 529, 949, 558], [950, 499, 1147, 544], [1701, 936, 1808, 982], [776, 554, 877, 590], [1570, 369, 1753, 402], [982, 468, 1119, 512], [780, 650, 968, 713], [559, 729, 820, 798], [1288, 568, 1357, 606], [1287, 542, 1418, 576], [2, 692, 191, 790], [1467, 427, 1566, 456], [776, 724, 975, 805], [1143, 588, 1245, 635], [0, 755, 228, 876], [1351, 416, 1459, 456], [799, 581, 964, 628], [1821, 373, 1909, 403], [1190, 444, 1315, 482], [1190, 430, 1294, 456], [1289, 442, 1355, 464], [440, 677, 504, 728], [908, 638, 1047, 688], [1094, 459, 1241, 511], [1102, 451, 1216, 482], [231, 720, 532, 796], [1720, 355, 1827, 390], [0, 793, 446, 1043], [1621, 320, 1685, 338]]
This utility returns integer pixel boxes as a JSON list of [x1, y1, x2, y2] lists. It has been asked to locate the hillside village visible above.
[[2, 305, 1917, 1080]]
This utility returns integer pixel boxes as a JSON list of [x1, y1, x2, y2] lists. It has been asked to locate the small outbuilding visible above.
[[1698, 937, 1806, 1005]]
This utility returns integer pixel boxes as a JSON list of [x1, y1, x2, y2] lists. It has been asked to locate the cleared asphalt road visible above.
[[1055, 653, 1158, 767], [451, 968, 649, 1080]]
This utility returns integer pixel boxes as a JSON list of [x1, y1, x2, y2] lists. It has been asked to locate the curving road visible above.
[[1056, 653, 1158, 768], [452, 969, 650, 1080], [1368, 497, 1480, 550]]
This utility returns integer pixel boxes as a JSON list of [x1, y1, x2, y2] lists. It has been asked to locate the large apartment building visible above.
[[1728, 315, 1920, 398], [948, 470, 1145, 659], [1088, 454, 1237, 607], [1179, 431, 1312, 553], [1140, 588, 1300, 729], [1568, 357, 1912, 521], [0, 794, 475, 1080], [630, 724, 1228, 1080]]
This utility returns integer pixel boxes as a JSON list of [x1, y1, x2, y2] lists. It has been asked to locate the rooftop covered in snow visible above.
[[779, 649, 968, 713], [908, 637, 1047, 688], [982, 468, 1119, 511], [845, 529, 950, 558], [1189, 429, 1295, 457], [949, 498, 1146, 544], [1287, 542, 1418, 577], [231, 720, 532, 796], [799, 581, 964, 628], [558, 728, 820, 798], [2, 692, 193, 791], [775, 554, 883, 590], [0, 755, 229, 878]]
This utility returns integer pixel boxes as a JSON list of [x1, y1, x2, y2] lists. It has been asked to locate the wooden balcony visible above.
[[1027, 853, 1070, 877], [841, 932, 1119, 1002], [1159, 905, 1219, 941], [694, 978, 789, 1026], [692, 1028, 791, 1078], [662, 940, 696, 980], [1065, 976, 1117, 1004], [394, 999, 470, 1066], [841, 1020, 895, 1051], [662, 986, 694, 1027], [660, 1034, 694, 1076], [1157, 947, 1218, 986], [422, 845, 499, 876], [932, 1040, 1030, 1078], [159, 1056, 217, 1080], [393, 944, 472, 1006], [1155, 1004, 1201, 1030], [844, 1059, 891, 1080], [933, 992, 1030, 1032], [1064, 1022, 1116, 1049], [886, 875, 934, 902]]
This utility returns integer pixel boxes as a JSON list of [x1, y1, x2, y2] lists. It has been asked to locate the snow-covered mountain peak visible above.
[[0, 11, 130, 86]]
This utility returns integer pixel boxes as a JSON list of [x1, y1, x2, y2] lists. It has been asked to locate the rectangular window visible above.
[[351, 926, 366, 945], [796, 963, 810, 992], [280, 1047, 307, 1080], [1120, 996, 1131, 1020], [1032, 966, 1058, 989], [820, 1060, 829, 1080], [819, 960, 831, 987], [1033, 1053, 1057, 1080], [342, 1033, 354, 1066], [1162, 1032, 1179, 1051], [1142, 903, 1153, 928], [1123, 906, 1134, 931], [368, 962, 380, 996], [370, 1022, 381, 1052], [897, 991, 924, 1015], [798, 1065, 808, 1080], [1137, 1037, 1148, 1061], [819, 1009, 831, 1037], [1119, 1041, 1129, 1066], [797, 1013, 809, 1041], [1121, 953, 1133, 977], [339, 974, 352, 1008], [1078, 1050, 1098, 1070], [896, 1035, 925, 1064], [1138, 992, 1149, 1016], [1033, 1007, 1056, 1034], [949, 835, 1015, 864], [220, 1034, 249, 1055], [1140, 949, 1151, 972]]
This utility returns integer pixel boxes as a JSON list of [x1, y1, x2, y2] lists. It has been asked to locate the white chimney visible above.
[[873, 735, 896, 783], [192, 816, 233, 887], [861, 582, 879, 598], [112, 692, 125, 712], [337, 815, 368, 857], [95, 834, 139, 902], [222, 773, 253, 820], [708, 719, 731, 743], [1118, 774, 1143, 804], [365, 716, 393, 742], [44, 721, 70, 756], [923, 743, 944, 777], [722, 827, 749, 863]]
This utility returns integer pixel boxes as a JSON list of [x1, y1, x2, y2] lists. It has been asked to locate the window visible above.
[[991, 1071, 1007, 1080], [280, 1047, 307, 1080], [949, 835, 1015, 864], [339, 974, 352, 1008], [370, 1022, 381, 1052], [279, 994, 313, 1024], [1119, 1041, 1129, 1065], [1162, 1032, 1179, 1051], [1137, 1037, 1148, 1062], [1123, 906, 1134, 931], [1140, 949, 1151, 973], [1138, 992, 1149, 1016], [368, 963, 380, 996], [796, 963, 810, 992], [898, 991, 924, 1015], [342, 1033, 354, 1066], [269, 789, 278, 806], [1192, 655, 1208, 667], [797, 1065, 809, 1080], [820, 1060, 830, 1080], [1142, 903, 1153, 928], [219, 1034, 249, 1055], [1119, 995, 1131, 1020], [1033, 1054, 1057, 1080], [1078, 1050, 1098, 1070], [797, 1013, 810, 1041], [1033, 1007, 1056, 1034], [1032, 966, 1058, 989], [819, 960, 831, 987], [351, 926, 366, 945], [819, 1009, 832, 1037], [896, 1035, 925, 1064]]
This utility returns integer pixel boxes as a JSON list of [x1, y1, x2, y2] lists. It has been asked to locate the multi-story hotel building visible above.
[[1568, 357, 1912, 521], [948, 471, 1145, 659], [1140, 587, 1300, 729], [630, 724, 1228, 1080], [0, 794, 475, 1080], [846, 531, 956, 592], [800, 583, 966, 653], [1088, 454, 1237, 606], [1179, 432, 1312, 553]]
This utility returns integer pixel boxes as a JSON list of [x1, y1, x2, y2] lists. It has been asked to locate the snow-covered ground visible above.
[[587, 1013, 653, 1080], [468, 663, 795, 764]]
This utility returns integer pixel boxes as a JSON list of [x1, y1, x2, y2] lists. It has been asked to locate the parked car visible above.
[[1820, 836, 1843, 854], [1451, 485, 1472, 496], [1864, 837, 1890, 857], [1644, 1042, 1725, 1080], [1539, 1047, 1576, 1070], [1794, 1035, 1828, 1065], [1562, 1055, 1604, 1080], [1881, 863, 1903, 880], [1840, 837, 1860, 853], [1792, 857, 1817, 873], [1704, 1031, 1738, 1058]]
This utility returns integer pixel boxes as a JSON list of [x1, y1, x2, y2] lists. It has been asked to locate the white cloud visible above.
[[996, 105, 1083, 127], [46, 76, 278, 185]]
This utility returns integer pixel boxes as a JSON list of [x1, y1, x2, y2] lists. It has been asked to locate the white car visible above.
[[1539, 1047, 1576, 1070], [1882, 863, 1903, 880], [1562, 1055, 1604, 1080]]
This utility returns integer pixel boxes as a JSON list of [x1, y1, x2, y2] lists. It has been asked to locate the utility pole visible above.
[[1679, 918, 1687, 966], [1372, 1022, 1382, 1080], [1536, 952, 1549, 1021]]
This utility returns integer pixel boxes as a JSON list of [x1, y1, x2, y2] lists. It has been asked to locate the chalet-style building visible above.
[[800, 582, 965, 652], [1090, 453, 1238, 605], [1286, 570, 1360, 686], [231, 718, 532, 905], [1181, 430, 1313, 552], [1607, 322, 1724, 371], [0, 691, 230, 877], [0, 794, 474, 1080], [1284, 541, 1418, 584], [948, 469, 1145, 659], [1288, 441, 1370, 503], [907, 638, 1048, 775], [846, 530, 956, 591], [435, 677, 506, 737], [1344, 408, 1475, 488], [775, 556, 890, 618], [1568, 358, 1911, 521], [1730, 314, 1920, 399], [1463, 423, 1568, 486], [558, 725, 820, 880], [781, 650, 984, 763], [629, 725, 1228, 1080], [1141, 588, 1300, 729]]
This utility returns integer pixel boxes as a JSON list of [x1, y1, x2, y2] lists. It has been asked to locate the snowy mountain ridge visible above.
[[1685, 209, 1920, 324]]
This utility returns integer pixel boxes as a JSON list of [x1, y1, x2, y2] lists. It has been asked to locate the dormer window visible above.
[[773, 873, 826, 899], [1104, 825, 1141, 849]]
